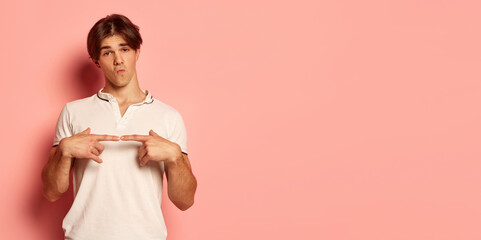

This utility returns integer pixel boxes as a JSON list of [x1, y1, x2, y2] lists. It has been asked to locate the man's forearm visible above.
[[41, 146, 73, 202], [166, 154, 197, 211]]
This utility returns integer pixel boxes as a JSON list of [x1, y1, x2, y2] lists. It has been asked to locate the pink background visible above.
[[1, 0, 481, 239]]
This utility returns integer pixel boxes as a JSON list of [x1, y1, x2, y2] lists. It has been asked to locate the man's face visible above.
[[97, 35, 140, 88]]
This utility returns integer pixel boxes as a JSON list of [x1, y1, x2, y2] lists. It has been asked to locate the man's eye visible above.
[[122, 48, 129, 52], [103, 52, 111, 56]]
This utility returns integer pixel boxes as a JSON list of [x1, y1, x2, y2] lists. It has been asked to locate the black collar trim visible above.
[[97, 92, 154, 104], [97, 92, 109, 102], [145, 95, 154, 104]]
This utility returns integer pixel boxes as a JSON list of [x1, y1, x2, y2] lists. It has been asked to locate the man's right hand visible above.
[[58, 128, 120, 163]]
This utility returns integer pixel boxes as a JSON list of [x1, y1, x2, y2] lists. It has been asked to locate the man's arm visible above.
[[165, 153, 197, 211], [42, 128, 120, 202], [41, 145, 74, 202]]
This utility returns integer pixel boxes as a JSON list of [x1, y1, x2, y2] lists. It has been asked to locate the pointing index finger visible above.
[[92, 134, 121, 141], [120, 135, 150, 142]]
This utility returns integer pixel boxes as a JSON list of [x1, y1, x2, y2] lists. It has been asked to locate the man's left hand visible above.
[[120, 130, 182, 166]]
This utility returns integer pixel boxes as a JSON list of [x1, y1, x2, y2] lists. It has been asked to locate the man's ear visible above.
[[135, 48, 140, 61], [91, 58, 100, 68]]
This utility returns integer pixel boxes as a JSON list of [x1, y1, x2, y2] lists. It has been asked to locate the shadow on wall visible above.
[[27, 53, 103, 239], [71, 57, 104, 96]]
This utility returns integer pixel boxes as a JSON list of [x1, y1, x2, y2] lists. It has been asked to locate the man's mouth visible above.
[[117, 69, 125, 74]]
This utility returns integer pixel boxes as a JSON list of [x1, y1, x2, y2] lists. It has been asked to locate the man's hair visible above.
[[87, 14, 143, 61]]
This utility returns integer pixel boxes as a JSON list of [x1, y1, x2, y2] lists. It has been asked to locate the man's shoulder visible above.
[[62, 94, 97, 110], [150, 97, 181, 116]]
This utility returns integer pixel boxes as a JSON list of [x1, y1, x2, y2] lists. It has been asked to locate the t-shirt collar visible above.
[[97, 88, 154, 104]]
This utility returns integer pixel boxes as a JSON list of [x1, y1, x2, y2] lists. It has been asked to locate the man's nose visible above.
[[114, 53, 123, 65]]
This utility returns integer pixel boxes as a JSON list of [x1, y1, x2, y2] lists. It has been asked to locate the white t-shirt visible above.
[[54, 89, 188, 240]]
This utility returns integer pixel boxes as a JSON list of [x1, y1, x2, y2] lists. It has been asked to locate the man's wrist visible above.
[[167, 146, 183, 168], [58, 138, 73, 158]]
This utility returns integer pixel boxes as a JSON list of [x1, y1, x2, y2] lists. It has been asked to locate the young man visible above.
[[41, 14, 197, 239]]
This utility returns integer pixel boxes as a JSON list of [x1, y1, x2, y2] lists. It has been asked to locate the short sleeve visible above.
[[169, 111, 188, 154], [53, 104, 73, 146]]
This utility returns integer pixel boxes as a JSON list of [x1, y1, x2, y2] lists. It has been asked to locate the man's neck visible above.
[[102, 79, 146, 105]]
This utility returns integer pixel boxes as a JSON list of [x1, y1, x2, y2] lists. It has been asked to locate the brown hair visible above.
[[87, 14, 143, 61]]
